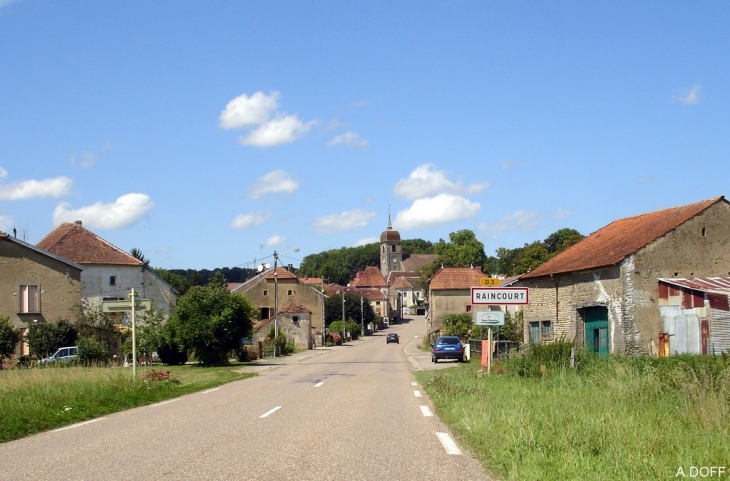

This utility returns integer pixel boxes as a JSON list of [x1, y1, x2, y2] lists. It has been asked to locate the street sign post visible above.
[[101, 290, 151, 378], [471, 287, 529, 305]]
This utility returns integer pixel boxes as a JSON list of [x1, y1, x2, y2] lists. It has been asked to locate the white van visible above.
[[39, 346, 78, 364]]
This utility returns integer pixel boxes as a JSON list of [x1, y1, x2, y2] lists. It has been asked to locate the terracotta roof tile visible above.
[[265, 267, 298, 280], [356, 266, 388, 287], [430, 267, 485, 290], [281, 300, 312, 313], [523, 196, 727, 279], [37, 221, 142, 266]]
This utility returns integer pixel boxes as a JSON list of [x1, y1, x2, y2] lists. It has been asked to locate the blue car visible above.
[[431, 336, 464, 363]]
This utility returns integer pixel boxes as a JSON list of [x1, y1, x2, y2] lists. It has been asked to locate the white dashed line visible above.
[[150, 399, 180, 407], [259, 406, 282, 418], [414, 390, 422, 398], [314, 382, 324, 388], [54, 418, 104, 432], [203, 388, 219, 394], [419, 405, 433, 417], [436, 432, 462, 455]]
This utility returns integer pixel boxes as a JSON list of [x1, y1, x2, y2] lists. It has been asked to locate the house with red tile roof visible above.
[[229, 266, 326, 347], [36, 221, 177, 317], [518, 196, 730, 356], [1, 230, 84, 359]]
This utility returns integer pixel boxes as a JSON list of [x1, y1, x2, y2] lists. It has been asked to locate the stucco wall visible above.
[[1, 240, 83, 331], [429, 289, 470, 331]]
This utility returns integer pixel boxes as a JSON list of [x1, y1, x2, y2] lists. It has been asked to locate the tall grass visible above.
[[0, 364, 254, 443], [416, 352, 730, 481]]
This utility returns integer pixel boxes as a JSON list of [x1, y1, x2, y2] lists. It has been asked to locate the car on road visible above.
[[39, 346, 78, 364], [431, 336, 464, 363], [386, 333, 399, 344]]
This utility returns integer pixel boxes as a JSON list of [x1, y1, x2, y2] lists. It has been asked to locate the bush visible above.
[[77, 337, 109, 365], [235, 345, 259, 362], [26, 319, 77, 360], [508, 338, 593, 377], [0, 316, 21, 364], [157, 339, 188, 365]]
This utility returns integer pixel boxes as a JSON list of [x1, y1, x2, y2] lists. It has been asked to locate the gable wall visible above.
[[80, 265, 176, 316], [1, 240, 83, 331]]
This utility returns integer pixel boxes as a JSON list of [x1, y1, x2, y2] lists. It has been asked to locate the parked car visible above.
[[386, 333, 399, 344], [431, 336, 464, 363], [39, 346, 78, 364]]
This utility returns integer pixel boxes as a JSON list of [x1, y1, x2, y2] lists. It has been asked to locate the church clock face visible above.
[[392, 257, 398, 264]]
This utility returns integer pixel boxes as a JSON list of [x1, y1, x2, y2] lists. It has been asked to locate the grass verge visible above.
[[0, 363, 255, 443], [415, 355, 730, 481]]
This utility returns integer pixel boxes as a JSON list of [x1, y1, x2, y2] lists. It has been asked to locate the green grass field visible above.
[[0, 363, 255, 443], [416, 354, 730, 481]]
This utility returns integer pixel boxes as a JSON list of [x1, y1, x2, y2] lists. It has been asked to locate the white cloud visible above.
[[0, 215, 12, 232], [0, 167, 7, 179], [219, 91, 280, 129], [478, 209, 544, 232], [0, 176, 73, 200], [52, 193, 154, 229], [230, 211, 271, 229], [672, 84, 702, 105], [312, 209, 377, 234], [393, 164, 490, 200], [240, 115, 315, 147], [354, 236, 378, 246], [327, 132, 369, 149], [249, 170, 299, 199], [394, 194, 480, 230], [265, 235, 286, 247]]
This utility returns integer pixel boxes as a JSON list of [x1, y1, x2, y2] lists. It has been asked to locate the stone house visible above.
[[518, 196, 730, 356], [230, 266, 325, 347], [252, 300, 314, 350], [36, 221, 177, 317], [1, 230, 84, 357]]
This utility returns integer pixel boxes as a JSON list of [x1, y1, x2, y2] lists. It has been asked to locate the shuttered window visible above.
[[19, 285, 39, 313]]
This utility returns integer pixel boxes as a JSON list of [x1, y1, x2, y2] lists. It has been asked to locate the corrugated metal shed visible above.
[[658, 276, 730, 294]]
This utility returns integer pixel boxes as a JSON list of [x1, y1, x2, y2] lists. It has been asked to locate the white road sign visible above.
[[475, 310, 505, 326], [471, 287, 529, 305]]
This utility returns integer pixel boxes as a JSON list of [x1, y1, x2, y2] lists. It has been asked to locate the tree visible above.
[[324, 292, 376, 328], [130, 247, 151, 269], [514, 241, 551, 275], [171, 283, 257, 365], [26, 319, 78, 359], [442, 313, 473, 340], [0, 316, 21, 365], [153, 268, 191, 295], [543, 228, 584, 255], [72, 303, 119, 354]]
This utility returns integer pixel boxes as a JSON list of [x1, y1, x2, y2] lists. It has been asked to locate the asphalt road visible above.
[[0, 316, 493, 481]]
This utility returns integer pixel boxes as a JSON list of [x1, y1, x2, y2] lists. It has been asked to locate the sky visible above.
[[1, 1, 729, 271]]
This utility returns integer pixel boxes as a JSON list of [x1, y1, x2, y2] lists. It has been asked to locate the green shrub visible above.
[[508, 338, 595, 377], [77, 337, 109, 365], [157, 339, 188, 365], [26, 319, 77, 360]]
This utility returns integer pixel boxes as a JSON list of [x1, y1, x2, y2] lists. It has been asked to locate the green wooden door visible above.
[[584, 306, 609, 356], [529, 322, 540, 344]]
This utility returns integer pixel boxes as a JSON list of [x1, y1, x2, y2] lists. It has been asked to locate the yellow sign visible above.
[[480, 277, 500, 287]]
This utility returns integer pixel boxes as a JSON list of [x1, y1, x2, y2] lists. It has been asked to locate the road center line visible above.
[[414, 390, 422, 397], [314, 381, 324, 388], [436, 432, 462, 455], [420, 405, 433, 417], [259, 406, 282, 418], [54, 418, 104, 432]]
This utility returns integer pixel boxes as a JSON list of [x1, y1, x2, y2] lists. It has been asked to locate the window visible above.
[[541, 321, 553, 340], [110, 276, 116, 286], [529, 320, 553, 343], [19, 285, 39, 313], [263, 290, 268, 296], [287, 289, 294, 296], [293, 316, 299, 323], [466, 305, 472, 313], [391, 245, 396, 252]]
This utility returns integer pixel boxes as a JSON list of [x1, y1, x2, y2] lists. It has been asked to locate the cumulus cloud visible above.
[[354, 236, 378, 246], [0, 167, 7, 179], [312, 209, 377, 234], [478, 209, 544, 232], [327, 132, 369, 149], [0, 215, 12, 232], [249, 170, 299, 199], [265, 235, 286, 247], [230, 211, 271, 229], [240, 115, 316, 147], [219, 91, 280, 129], [0, 176, 73, 200], [393, 194, 480, 230], [52, 193, 154, 229], [672, 84, 702, 105], [393, 164, 490, 200]]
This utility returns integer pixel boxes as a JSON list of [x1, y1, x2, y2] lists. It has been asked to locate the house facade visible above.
[[36, 221, 177, 317], [1, 231, 84, 357], [518, 197, 730, 356]]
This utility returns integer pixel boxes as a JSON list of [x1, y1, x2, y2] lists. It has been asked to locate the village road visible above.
[[0, 317, 492, 481]]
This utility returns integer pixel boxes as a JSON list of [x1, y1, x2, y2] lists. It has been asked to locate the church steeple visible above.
[[380, 211, 402, 276]]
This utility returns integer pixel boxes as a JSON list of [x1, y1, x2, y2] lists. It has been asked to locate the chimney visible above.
[[75, 220, 82, 225]]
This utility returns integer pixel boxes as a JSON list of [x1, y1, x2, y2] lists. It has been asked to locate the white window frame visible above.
[[19, 284, 40, 314]]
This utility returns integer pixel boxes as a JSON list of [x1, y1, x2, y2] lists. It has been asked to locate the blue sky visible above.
[[1, 1, 729, 271]]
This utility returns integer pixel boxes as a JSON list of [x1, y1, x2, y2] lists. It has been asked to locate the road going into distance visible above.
[[0, 316, 493, 480]]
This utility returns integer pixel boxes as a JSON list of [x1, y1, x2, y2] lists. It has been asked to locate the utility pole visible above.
[[360, 291, 364, 336]]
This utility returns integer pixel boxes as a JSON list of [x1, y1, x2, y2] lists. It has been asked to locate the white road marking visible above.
[[314, 381, 324, 388], [259, 406, 282, 418], [436, 432, 462, 455], [54, 418, 104, 432], [203, 388, 219, 393], [414, 390, 422, 398], [150, 399, 180, 407], [420, 405, 433, 417]]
